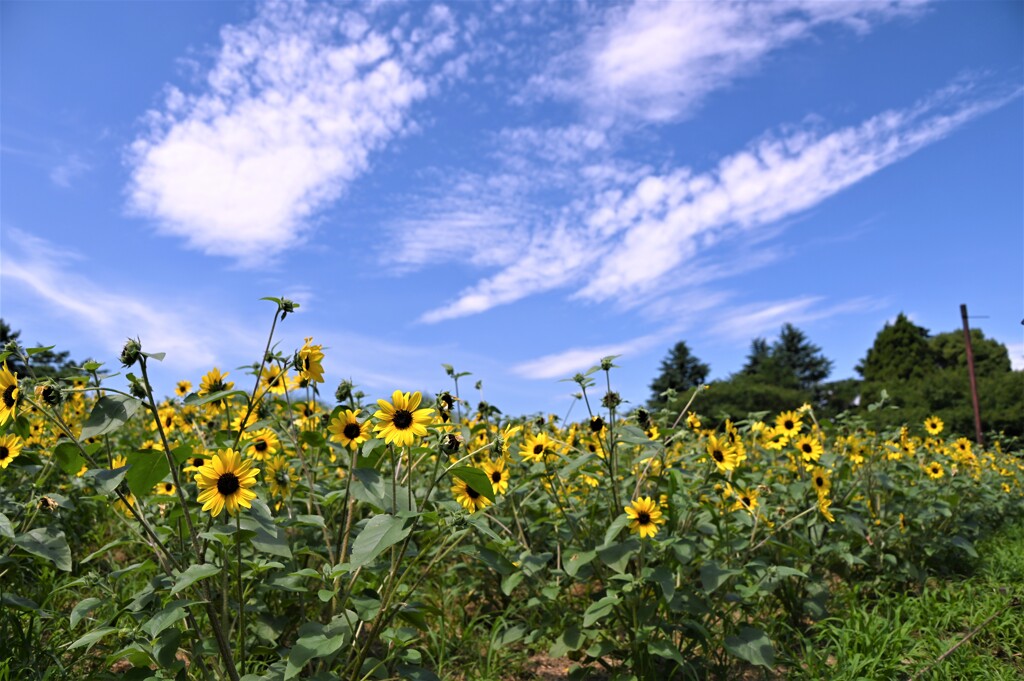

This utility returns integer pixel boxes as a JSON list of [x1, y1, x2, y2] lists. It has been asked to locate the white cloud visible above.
[[706, 295, 883, 341], [0, 228, 254, 370], [128, 1, 463, 265], [1002, 341, 1024, 371], [50, 154, 92, 188], [421, 81, 1017, 321], [533, 0, 929, 123], [512, 332, 666, 380]]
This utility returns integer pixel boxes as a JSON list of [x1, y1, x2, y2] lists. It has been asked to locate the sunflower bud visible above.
[[34, 381, 63, 407], [635, 408, 650, 429], [120, 338, 142, 368], [440, 432, 462, 455], [601, 390, 622, 410], [279, 298, 297, 320], [335, 379, 354, 404], [128, 377, 149, 399]]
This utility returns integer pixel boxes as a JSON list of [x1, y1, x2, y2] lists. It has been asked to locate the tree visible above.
[[740, 324, 832, 391], [856, 313, 933, 382], [649, 341, 710, 410], [740, 338, 771, 376], [0, 319, 80, 379]]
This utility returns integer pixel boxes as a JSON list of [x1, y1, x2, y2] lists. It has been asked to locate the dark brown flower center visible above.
[[491, 470, 502, 483], [637, 511, 651, 525], [343, 423, 361, 439], [164, 483, 173, 492], [255, 440, 268, 452], [193, 458, 204, 467], [393, 410, 413, 429], [533, 444, 543, 455], [0, 446, 9, 460], [784, 420, 794, 430], [802, 443, 813, 453], [466, 486, 480, 499], [217, 472, 240, 495], [712, 449, 724, 462], [2, 385, 16, 408], [815, 476, 824, 487]]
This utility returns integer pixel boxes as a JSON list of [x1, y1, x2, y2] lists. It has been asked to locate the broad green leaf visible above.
[[143, 599, 202, 638], [649, 639, 685, 665], [285, 626, 350, 680], [125, 450, 170, 498], [548, 626, 584, 657], [500, 571, 523, 596], [564, 550, 596, 578], [70, 597, 104, 628], [87, 466, 129, 495], [2, 593, 39, 610], [700, 561, 742, 594], [26, 345, 56, 356], [349, 515, 411, 569], [14, 526, 72, 571], [724, 627, 775, 669], [950, 535, 978, 558], [0, 512, 13, 539], [598, 538, 639, 574], [53, 441, 86, 476], [649, 566, 675, 602], [582, 594, 621, 627], [80, 395, 141, 439], [170, 564, 220, 595], [240, 498, 292, 558], [68, 626, 119, 650], [603, 514, 631, 546], [449, 466, 495, 503], [183, 389, 247, 407]]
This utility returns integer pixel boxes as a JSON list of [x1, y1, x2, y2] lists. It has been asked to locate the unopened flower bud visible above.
[[120, 338, 142, 368]]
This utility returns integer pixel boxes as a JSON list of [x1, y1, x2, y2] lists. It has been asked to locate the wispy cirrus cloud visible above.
[[128, 1, 466, 265], [706, 295, 885, 341], [50, 154, 93, 188], [530, 0, 929, 124], [420, 79, 1019, 322]]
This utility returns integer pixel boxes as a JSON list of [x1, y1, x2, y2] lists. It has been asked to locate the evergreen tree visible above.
[[740, 338, 771, 376], [0, 319, 80, 379], [770, 323, 833, 391], [856, 313, 933, 382], [649, 341, 710, 410]]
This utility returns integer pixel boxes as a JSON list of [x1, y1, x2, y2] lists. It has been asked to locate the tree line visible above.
[[649, 314, 1023, 438]]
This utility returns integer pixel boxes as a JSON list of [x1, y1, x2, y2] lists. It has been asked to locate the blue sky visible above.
[[2, 0, 1021, 416]]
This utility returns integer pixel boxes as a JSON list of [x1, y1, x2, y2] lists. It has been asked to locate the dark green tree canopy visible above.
[[740, 324, 832, 391], [856, 313, 933, 382], [649, 341, 710, 410]]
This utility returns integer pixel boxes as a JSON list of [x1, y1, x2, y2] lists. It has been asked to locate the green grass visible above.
[[790, 522, 1024, 680]]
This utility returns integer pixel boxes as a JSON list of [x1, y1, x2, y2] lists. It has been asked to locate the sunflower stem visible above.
[[236, 512, 245, 675]]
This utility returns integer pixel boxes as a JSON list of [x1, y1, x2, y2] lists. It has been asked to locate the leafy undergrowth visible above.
[[790, 522, 1024, 681]]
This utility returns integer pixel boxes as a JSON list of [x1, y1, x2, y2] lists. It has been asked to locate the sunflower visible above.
[[686, 413, 701, 430], [154, 481, 177, 496], [194, 449, 260, 517], [624, 496, 666, 539], [115, 492, 138, 517], [480, 458, 510, 495], [0, 363, 20, 425], [451, 475, 492, 513], [175, 380, 192, 397], [727, 484, 758, 515], [294, 400, 321, 431], [198, 368, 234, 396], [153, 406, 179, 434], [328, 409, 372, 450], [111, 455, 128, 470], [265, 456, 296, 499], [925, 461, 944, 480], [706, 434, 739, 473], [373, 391, 434, 448], [0, 434, 24, 469], [794, 435, 823, 463], [295, 337, 325, 384], [775, 410, 802, 437], [183, 455, 207, 475], [954, 438, 972, 457], [923, 415, 944, 436], [261, 364, 290, 396], [246, 428, 280, 462], [810, 466, 831, 497], [519, 431, 554, 463]]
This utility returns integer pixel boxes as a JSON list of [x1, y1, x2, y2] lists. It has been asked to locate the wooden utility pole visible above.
[[959, 304, 984, 447]]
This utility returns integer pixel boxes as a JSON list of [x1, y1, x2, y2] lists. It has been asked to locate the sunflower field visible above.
[[1, 298, 1022, 680]]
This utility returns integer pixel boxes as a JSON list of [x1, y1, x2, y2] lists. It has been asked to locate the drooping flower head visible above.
[[373, 391, 434, 447], [295, 337, 325, 384], [194, 448, 260, 517], [624, 496, 666, 539], [0, 434, 23, 470]]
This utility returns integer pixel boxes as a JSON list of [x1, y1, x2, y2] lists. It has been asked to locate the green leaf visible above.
[[724, 627, 775, 669], [349, 515, 411, 569], [240, 498, 292, 558], [582, 595, 621, 627], [449, 466, 495, 503], [14, 526, 72, 571], [53, 441, 86, 476], [598, 539, 639, 574], [0, 512, 13, 539], [649, 639, 685, 666], [170, 564, 220, 595], [87, 466, 129, 495], [649, 566, 675, 602], [950, 535, 978, 558], [183, 389, 247, 407], [67, 626, 119, 651], [3, 593, 39, 610], [700, 561, 742, 594], [603, 514, 631, 546], [548, 626, 584, 657], [71, 597, 104, 629], [26, 345, 56, 356], [285, 627, 350, 680], [80, 395, 141, 439], [125, 450, 170, 498], [564, 550, 596, 578], [142, 599, 202, 638]]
